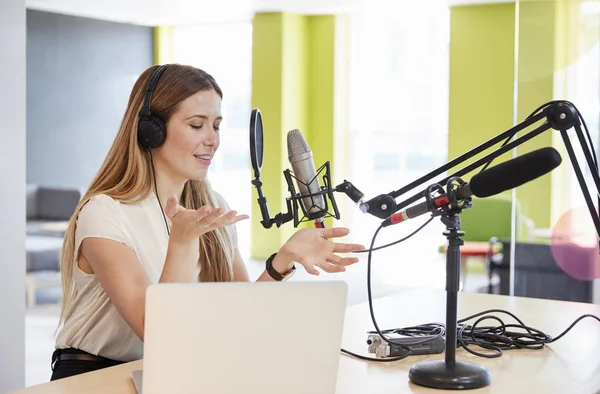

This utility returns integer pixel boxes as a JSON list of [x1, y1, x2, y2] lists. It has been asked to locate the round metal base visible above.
[[409, 359, 491, 390]]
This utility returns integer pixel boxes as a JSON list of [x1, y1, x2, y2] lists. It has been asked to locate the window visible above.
[[346, 4, 451, 288], [173, 22, 253, 256]]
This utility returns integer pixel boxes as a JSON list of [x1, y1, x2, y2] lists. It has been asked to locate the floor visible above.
[[24, 252, 490, 388]]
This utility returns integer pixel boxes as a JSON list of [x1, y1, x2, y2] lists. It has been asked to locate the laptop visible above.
[[133, 281, 348, 394]]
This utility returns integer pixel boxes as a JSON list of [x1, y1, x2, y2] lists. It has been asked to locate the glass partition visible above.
[[510, 0, 600, 303]]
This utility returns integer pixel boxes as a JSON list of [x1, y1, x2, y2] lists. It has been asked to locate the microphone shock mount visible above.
[[252, 161, 341, 229]]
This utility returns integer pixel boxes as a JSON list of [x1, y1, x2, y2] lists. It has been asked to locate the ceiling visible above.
[[24, 0, 523, 27], [25, 0, 379, 26]]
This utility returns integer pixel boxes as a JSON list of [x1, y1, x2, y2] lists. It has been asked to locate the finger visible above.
[[163, 193, 179, 218], [300, 263, 320, 276], [316, 261, 346, 273], [232, 214, 250, 223], [323, 256, 348, 272], [333, 243, 367, 253], [194, 205, 212, 219], [318, 227, 351, 239], [326, 254, 343, 265], [223, 214, 250, 226], [213, 211, 248, 227], [326, 255, 359, 266], [196, 207, 225, 226]]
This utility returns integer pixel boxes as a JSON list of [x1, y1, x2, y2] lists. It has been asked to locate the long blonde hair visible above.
[[58, 64, 234, 327]]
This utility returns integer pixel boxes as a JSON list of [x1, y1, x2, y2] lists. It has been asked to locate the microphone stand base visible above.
[[408, 359, 491, 390], [407, 208, 491, 390]]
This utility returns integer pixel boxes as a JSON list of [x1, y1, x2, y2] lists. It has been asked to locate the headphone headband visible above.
[[139, 64, 169, 118]]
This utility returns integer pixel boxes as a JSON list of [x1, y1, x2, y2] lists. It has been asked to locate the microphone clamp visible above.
[[334, 180, 397, 219]]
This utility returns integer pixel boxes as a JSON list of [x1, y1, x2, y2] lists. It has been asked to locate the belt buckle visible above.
[[51, 349, 61, 371]]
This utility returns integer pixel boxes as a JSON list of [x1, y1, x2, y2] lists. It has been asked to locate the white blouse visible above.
[[54, 191, 237, 361]]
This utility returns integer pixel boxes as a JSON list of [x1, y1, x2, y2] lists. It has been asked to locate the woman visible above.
[[50, 63, 364, 381]]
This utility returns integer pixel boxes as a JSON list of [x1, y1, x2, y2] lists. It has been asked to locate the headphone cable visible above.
[[149, 149, 171, 236]]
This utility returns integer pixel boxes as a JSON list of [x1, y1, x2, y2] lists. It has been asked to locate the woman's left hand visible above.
[[273, 227, 366, 276]]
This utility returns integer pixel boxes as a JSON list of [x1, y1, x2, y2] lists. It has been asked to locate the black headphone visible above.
[[138, 64, 170, 149]]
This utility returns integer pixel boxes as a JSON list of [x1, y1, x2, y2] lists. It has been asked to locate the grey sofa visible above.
[[25, 184, 83, 306], [27, 184, 82, 237]]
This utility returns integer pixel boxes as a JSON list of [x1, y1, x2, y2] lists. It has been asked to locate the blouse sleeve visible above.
[[74, 194, 131, 259]]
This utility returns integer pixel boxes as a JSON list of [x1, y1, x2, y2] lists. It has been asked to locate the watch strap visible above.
[[266, 253, 295, 281]]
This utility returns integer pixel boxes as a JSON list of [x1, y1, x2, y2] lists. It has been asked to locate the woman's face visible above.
[[154, 89, 222, 182]]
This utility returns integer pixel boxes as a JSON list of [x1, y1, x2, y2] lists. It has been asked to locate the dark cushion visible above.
[[27, 248, 60, 272], [36, 187, 81, 220]]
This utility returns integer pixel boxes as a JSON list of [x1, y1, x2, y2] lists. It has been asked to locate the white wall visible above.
[[0, 0, 26, 391]]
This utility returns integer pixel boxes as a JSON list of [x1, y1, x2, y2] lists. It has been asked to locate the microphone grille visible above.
[[287, 129, 311, 158]]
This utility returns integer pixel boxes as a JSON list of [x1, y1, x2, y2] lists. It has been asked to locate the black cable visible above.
[[341, 224, 413, 362], [479, 101, 555, 173], [149, 149, 171, 236], [345, 280, 600, 362], [364, 218, 442, 349], [526, 101, 556, 121], [340, 348, 408, 362], [454, 309, 600, 358], [341, 100, 600, 363], [342, 217, 440, 362], [523, 100, 597, 170], [352, 217, 434, 253], [529, 100, 598, 168], [480, 133, 516, 173], [342, 203, 599, 363], [371, 323, 445, 337], [577, 105, 598, 168], [345, 242, 600, 362], [584, 123, 598, 166]]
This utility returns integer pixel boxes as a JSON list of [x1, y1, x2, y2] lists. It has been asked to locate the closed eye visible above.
[[191, 125, 220, 131]]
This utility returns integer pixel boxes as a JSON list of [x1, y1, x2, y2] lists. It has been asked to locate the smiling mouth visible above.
[[194, 154, 212, 164]]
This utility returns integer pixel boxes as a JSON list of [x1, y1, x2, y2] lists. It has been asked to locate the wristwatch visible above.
[[266, 253, 296, 281]]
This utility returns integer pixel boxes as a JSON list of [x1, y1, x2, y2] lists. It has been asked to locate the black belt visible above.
[[52, 348, 122, 370], [56, 353, 107, 362]]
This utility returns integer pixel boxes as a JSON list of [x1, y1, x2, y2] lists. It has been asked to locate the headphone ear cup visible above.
[[138, 116, 166, 149]]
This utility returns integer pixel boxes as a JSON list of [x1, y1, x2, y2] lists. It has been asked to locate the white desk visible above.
[[9, 287, 600, 393]]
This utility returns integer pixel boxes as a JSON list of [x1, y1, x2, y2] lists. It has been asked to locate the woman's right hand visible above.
[[163, 193, 249, 245]]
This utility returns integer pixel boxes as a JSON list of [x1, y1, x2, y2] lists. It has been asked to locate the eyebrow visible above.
[[185, 114, 223, 121]]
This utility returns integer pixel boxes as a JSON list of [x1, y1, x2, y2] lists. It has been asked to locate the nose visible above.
[[203, 126, 219, 150]]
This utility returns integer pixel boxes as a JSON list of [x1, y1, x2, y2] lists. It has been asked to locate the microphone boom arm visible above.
[[339, 101, 600, 239], [334, 100, 600, 391]]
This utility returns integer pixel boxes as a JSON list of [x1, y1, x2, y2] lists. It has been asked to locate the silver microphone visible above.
[[287, 129, 327, 226]]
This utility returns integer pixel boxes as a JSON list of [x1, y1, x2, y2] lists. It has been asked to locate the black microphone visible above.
[[287, 129, 328, 228], [382, 147, 562, 227], [469, 146, 562, 197]]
